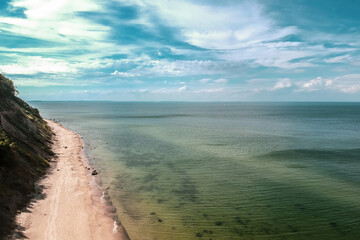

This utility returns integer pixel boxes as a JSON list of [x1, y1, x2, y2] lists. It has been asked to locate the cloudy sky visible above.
[[0, 0, 360, 101]]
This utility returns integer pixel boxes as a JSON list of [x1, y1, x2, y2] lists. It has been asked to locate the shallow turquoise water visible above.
[[30, 102, 360, 239]]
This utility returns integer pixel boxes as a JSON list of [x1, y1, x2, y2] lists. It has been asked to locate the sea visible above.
[[29, 102, 360, 240]]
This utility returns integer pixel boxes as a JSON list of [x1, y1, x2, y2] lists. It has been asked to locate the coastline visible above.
[[14, 120, 129, 240]]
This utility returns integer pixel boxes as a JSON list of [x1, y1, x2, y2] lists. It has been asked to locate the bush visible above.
[[0, 74, 18, 96]]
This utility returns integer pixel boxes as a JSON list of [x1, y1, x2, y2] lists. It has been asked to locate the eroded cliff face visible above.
[[0, 74, 53, 238]]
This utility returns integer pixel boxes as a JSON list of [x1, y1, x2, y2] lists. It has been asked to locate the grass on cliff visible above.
[[0, 74, 54, 237]]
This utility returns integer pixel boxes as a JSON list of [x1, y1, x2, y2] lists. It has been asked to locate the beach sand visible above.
[[14, 120, 128, 240]]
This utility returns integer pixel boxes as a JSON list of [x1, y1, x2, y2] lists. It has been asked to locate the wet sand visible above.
[[15, 120, 128, 240]]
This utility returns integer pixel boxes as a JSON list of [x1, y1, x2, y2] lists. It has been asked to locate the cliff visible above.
[[0, 74, 53, 238]]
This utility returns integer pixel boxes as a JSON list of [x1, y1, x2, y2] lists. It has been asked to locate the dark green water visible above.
[[30, 102, 360, 240]]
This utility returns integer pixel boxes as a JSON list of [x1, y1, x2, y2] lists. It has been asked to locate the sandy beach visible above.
[[14, 120, 128, 240]]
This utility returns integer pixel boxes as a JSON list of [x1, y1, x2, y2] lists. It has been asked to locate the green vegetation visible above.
[[0, 74, 53, 238], [0, 74, 18, 96]]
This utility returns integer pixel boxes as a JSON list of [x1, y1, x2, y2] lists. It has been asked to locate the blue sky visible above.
[[0, 0, 360, 101]]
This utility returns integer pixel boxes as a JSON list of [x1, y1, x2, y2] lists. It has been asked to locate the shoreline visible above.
[[14, 120, 129, 240]]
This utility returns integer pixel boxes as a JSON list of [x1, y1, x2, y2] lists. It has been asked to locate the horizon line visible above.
[[28, 100, 360, 103]]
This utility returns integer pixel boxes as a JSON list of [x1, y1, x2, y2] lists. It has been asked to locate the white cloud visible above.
[[12, 0, 100, 20], [199, 78, 228, 84], [145, 85, 188, 94], [297, 77, 323, 92], [111, 70, 138, 77], [324, 54, 351, 63], [213, 78, 228, 84], [152, 88, 172, 94], [123, 0, 358, 70], [114, 58, 233, 77], [304, 32, 360, 48], [329, 74, 360, 93], [218, 43, 327, 69], [118, 0, 332, 70], [1, 0, 107, 42], [199, 78, 211, 83], [0, 55, 113, 75], [10, 75, 99, 87], [295, 74, 360, 93], [178, 85, 187, 92], [217, 39, 354, 69], [0, 0, 136, 78], [271, 78, 292, 91], [114, 79, 144, 84], [339, 84, 360, 93], [0, 0, 137, 68], [12, 79, 68, 87], [138, 88, 149, 93], [71, 90, 89, 94], [136, 0, 297, 50], [193, 88, 224, 94], [0, 56, 73, 74]]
